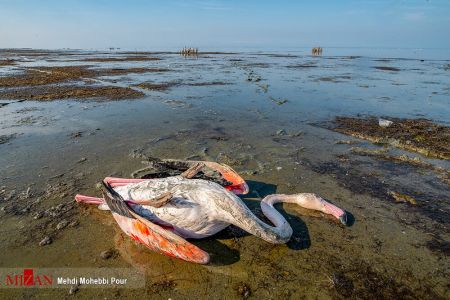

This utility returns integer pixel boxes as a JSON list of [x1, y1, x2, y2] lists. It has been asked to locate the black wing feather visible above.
[[101, 181, 135, 218]]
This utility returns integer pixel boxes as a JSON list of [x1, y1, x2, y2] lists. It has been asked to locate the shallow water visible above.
[[0, 49, 449, 299]]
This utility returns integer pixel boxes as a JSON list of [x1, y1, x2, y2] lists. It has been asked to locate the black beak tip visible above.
[[339, 213, 348, 226]]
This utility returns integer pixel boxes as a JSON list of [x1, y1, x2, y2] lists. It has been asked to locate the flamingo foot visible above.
[[180, 162, 204, 179], [104, 177, 149, 187], [75, 194, 104, 205]]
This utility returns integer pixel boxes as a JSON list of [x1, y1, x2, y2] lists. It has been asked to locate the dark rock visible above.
[[68, 220, 79, 227], [236, 282, 251, 299], [100, 249, 115, 259], [276, 129, 287, 136], [56, 220, 69, 230], [33, 212, 44, 219], [69, 285, 79, 295]]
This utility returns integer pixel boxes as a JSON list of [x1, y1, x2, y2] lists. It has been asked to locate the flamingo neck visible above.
[[224, 193, 345, 244], [219, 194, 293, 244]]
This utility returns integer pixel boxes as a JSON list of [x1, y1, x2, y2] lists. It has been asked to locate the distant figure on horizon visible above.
[[312, 47, 323, 56], [181, 47, 199, 57]]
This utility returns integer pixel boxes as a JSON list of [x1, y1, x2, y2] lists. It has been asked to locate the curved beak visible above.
[[339, 213, 348, 226]]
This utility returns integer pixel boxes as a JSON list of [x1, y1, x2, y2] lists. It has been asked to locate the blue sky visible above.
[[0, 0, 449, 50]]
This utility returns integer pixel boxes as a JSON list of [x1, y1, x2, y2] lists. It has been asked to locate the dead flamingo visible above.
[[98, 179, 210, 264], [76, 165, 347, 264]]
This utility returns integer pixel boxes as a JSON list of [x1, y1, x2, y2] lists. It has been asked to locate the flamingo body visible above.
[[75, 161, 347, 264]]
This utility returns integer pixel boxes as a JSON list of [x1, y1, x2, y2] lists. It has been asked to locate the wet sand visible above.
[[0, 48, 449, 299]]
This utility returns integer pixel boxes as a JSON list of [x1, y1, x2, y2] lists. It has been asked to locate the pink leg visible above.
[[262, 194, 347, 225], [76, 178, 155, 205], [104, 177, 149, 187], [75, 194, 104, 205], [75, 194, 149, 206]]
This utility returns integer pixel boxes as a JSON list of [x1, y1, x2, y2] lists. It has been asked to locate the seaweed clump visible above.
[[333, 116, 450, 160], [305, 158, 450, 233], [0, 59, 16, 66], [135, 82, 177, 91], [0, 134, 17, 145], [148, 279, 177, 294], [425, 236, 450, 257], [0, 65, 170, 88], [0, 85, 145, 101], [374, 66, 400, 71], [327, 260, 444, 299]]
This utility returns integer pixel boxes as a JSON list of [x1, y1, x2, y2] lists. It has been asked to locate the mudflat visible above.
[[0, 48, 449, 299]]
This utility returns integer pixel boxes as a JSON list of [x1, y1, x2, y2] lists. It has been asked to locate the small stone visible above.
[[316, 236, 325, 242], [378, 118, 393, 127], [276, 166, 283, 171], [56, 220, 69, 230], [100, 249, 115, 259], [33, 212, 43, 219], [290, 131, 303, 137], [236, 283, 251, 299], [70, 131, 83, 138], [39, 236, 52, 246], [68, 220, 79, 227], [69, 285, 79, 295], [276, 129, 287, 136]]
